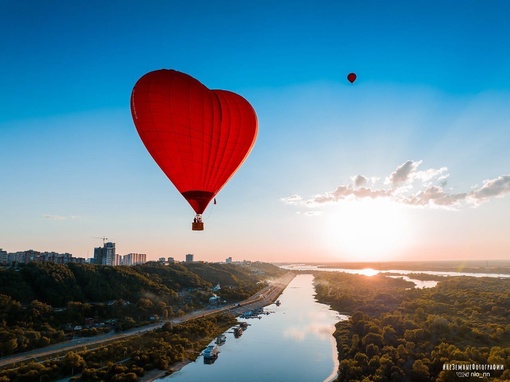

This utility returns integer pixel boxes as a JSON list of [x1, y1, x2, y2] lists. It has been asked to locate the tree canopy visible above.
[[314, 272, 510, 381]]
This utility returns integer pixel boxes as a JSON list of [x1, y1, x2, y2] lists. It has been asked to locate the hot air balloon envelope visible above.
[[131, 69, 258, 229], [347, 72, 357, 83]]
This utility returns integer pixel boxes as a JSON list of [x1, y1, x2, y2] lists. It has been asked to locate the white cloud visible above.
[[385, 160, 422, 186], [44, 215, 66, 220], [43, 215, 81, 220], [469, 175, 510, 204], [283, 160, 510, 211], [400, 186, 468, 209], [281, 194, 303, 205], [352, 175, 368, 187], [413, 167, 449, 184]]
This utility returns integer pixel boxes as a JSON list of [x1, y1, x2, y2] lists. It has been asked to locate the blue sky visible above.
[[1, 1, 510, 262]]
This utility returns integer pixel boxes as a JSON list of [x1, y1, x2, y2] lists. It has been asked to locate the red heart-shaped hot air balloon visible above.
[[131, 69, 258, 230]]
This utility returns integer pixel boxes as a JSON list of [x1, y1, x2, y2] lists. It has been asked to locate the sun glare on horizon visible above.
[[322, 199, 413, 262], [360, 268, 379, 277]]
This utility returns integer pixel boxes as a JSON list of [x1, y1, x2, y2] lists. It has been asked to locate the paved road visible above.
[[0, 272, 295, 368]]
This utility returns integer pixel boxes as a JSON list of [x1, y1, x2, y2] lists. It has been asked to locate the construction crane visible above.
[[91, 236, 108, 245]]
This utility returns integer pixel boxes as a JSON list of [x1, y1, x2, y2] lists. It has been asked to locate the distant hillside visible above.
[[0, 261, 284, 356], [0, 261, 284, 307]]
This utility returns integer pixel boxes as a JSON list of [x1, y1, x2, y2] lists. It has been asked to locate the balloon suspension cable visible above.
[[204, 201, 215, 221]]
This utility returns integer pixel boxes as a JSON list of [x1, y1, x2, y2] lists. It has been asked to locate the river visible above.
[[162, 274, 347, 382], [281, 264, 510, 289]]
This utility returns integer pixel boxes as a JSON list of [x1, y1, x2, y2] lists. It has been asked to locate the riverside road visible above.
[[0, 272, 295, 368]]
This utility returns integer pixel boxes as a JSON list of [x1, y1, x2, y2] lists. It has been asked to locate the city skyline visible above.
[[0, 243, 148, 266], [0, 244, 234, 265], [1, 1, 510, 263]]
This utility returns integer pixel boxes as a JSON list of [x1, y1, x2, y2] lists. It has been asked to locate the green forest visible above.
[[0, 314, 237, 381], [0, 261, 284, 357], [314, 272, 510, 382]]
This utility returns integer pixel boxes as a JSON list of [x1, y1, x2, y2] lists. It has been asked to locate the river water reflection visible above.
[[163, 274, 347, 382]]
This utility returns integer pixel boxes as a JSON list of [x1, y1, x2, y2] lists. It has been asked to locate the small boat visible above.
[[216, 334, 226, 345], [203, 357, 217, 365], [234, 327, 243, 338], [203, 345, 219, 359]]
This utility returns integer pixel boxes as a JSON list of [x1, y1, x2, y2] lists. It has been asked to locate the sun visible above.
[[321, 199, 413, 262]]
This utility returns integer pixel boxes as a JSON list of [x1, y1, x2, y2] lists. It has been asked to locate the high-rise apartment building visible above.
[[0, 249, 7, 265], [1, 249, 84, 265], [93, 242, 118, 266], [185, 254, 194, 262], [123, 253, 146, 266], [104, 242, 118, 266], [93, 247, 103, 265]]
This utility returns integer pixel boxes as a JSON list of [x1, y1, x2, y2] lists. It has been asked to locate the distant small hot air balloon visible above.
[[131, 69, 258, 231], [347, 72, 357, 84]]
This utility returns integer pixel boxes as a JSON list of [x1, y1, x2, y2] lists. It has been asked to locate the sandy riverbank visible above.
[[139, 359, 192, 382]]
